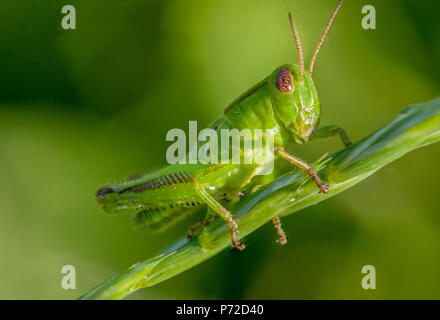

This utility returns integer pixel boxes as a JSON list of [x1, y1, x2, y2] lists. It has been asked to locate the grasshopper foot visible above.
[[319, 183, 329, 194], [228, 220, 245, 250], [307, 169, 329, 194]]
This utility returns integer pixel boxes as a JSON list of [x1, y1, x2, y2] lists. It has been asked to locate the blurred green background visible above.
[[0, 0, 439, 299]]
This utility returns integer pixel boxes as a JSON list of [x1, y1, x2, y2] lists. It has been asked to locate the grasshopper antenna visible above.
[[309, 0, 344, 74], [288, 12, 304, 78]]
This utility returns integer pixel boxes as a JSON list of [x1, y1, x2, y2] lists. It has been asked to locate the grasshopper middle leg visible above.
[[194, 180, 245, 250], [272, 216, 288, 245]]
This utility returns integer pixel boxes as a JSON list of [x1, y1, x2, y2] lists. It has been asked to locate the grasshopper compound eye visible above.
[[276, 67, 294, 93]]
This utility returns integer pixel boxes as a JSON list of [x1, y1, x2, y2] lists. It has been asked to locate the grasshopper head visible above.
[[269, 1, 343, 144], [269, 64, 320, 144]]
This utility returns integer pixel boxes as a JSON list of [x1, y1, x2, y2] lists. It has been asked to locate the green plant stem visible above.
[[80, 98, 440, 300]]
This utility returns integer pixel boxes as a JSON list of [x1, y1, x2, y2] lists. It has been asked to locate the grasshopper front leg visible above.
[[194, 180, 245, 250], [312, 125, 352, 147], [274, 147, 328, 194]]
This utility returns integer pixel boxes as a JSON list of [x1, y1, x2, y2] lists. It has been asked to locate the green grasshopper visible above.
[[96, 0, 351, 250]]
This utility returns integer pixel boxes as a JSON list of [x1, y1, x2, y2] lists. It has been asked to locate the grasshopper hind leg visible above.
[[187, 209, 216, 241]]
